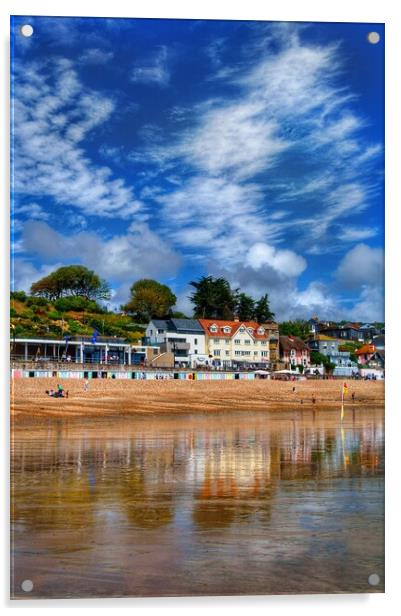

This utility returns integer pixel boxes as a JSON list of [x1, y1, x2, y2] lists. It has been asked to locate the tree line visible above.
[[24, 266, 275, 325]]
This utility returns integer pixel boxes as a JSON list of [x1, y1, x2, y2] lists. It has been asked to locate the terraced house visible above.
[[199, 319, 271, 369]]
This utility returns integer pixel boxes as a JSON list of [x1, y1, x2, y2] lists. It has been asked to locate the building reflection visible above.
[[11, 410, 384, 538]]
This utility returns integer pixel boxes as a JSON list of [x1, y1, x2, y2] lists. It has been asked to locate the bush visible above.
[[10, 307, 17, 318], [48, 311, 62, 320], [26, 296, 49, 307], [21, 309, 35, 319], [11, 290, 27, 302], [54, 296, 104, 313]]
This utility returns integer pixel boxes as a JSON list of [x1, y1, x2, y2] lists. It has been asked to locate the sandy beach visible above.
[[11, 378, 384, 418]]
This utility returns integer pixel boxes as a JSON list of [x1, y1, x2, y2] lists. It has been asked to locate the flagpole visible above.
[[340, 382, 345, 421]]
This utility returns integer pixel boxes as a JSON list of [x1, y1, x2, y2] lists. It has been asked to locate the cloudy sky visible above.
[[11, 16, 384, 321]]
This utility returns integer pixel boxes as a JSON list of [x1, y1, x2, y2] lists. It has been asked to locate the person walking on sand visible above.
[[312, 394, 316, 404], [84, 378, 89, 392]]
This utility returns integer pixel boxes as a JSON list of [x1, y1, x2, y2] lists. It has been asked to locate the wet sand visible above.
[[11, 378, 384, 418], [11, 409, 384, 598]]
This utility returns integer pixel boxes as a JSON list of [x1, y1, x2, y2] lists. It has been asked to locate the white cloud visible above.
[[13, 58, 144, 219], [179, 101, 288, 180], [335, 243, 384, 290], [339, 226, 378, 242], [131, 46, 170, 86], [14, 202, 50, 221], [19, 220, 181, 296], [347, 285, 384, 322], [79, 48, 114, 64], [244, 243, 306, 277]]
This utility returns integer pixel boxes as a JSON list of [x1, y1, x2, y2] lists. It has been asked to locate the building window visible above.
[[194, 338, 198, 344], [261, 341, 267, 346], [239, 326, 245, 333], [215, 350, 221, 356], [257, 327, 265, 335], [225, 339, 230, 345], [225, 351, 230, 356], [234, 339, 241, 345], [261, 351, 268, 357], [235, 350, 241, 356], [158, 329, 164, 334], [245, 339, 251, 345], [254, 351, 258, 355], [210, 325, 218, 333], [223, 326, 231, 334]]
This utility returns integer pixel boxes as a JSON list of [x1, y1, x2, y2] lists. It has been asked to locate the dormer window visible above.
[[222, 326, 231, 334], [257, 327, 265, 335], [239, 326, 246, 333], [247, 327, 254, 334], [210, 324, 218, 333]]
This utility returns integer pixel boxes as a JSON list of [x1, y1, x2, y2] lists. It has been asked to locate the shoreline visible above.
[[11, 379, 385, 419]]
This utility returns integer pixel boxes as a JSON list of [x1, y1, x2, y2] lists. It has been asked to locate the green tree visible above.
[[338, 341, 363, 363], [123, 279, 177, 323], [30, 265, 110, 301], [236, 293, 256, 321], [310, 351, 336, 373], [189, 276, 238, 319], [279, 319, 309, 339], [254, 294, 275, 323]]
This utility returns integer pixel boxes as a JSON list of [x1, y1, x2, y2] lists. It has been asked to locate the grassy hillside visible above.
[[10, 292, 145, 342]]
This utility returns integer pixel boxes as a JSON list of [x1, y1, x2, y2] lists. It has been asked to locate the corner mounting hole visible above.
[[20, 24, 34, 38], [368, 573, 380, 586], [21, 579, 34, 592], [367, 32, 380, 44]]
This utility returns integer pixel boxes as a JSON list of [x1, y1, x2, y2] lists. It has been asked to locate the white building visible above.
[[199, 319, 270, 368], [145, 319, 206, 367]]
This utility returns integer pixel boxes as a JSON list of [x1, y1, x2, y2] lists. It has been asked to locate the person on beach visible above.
[[312, 394, 316, 404], [352, 392, 355, 403], [84, 379, 89, 392], [57, 383, 63, 394]]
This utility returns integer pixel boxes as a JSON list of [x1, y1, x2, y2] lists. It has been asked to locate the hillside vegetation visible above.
[[10, 291, 145, 341]]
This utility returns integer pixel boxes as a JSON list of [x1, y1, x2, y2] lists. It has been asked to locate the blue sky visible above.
[[11, 16, 384, 321]]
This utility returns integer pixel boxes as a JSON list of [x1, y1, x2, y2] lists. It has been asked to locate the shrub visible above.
[[10, 308, 17, 318], [48, 311, 62, 320], [54, 296, 104, 313], [11, 290, 27, 302], [26, 296, 49, 307]]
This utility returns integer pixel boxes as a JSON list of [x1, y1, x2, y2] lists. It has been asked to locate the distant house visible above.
[[307, 335, 358, 374], [359, 323, 381, 342], [145, 318, 206, 367], [279, 336, 310, 368], [262, 321, 280, 363], [372, 334, 385, 350], [366, 350, 385, 370], [355, 344, 376, 365], [320, 323, 362, 342]]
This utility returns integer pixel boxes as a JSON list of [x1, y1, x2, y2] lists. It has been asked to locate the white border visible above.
[[1, 1, 400, 614]]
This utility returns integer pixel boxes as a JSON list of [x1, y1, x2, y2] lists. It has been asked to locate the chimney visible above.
[[234, 315, 239, 322]]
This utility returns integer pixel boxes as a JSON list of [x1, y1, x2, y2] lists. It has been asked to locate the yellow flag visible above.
[[343, 382, 348, 395]]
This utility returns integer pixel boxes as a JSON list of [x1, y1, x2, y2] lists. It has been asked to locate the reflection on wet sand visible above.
[[11, 408, 384, 598]]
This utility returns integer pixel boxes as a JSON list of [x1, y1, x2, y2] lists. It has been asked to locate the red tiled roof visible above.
[[355, 344, 376, 355], [198, 319, 269, 340]]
